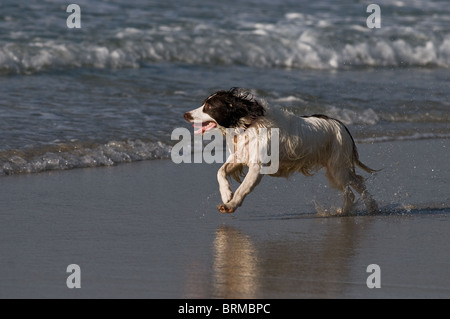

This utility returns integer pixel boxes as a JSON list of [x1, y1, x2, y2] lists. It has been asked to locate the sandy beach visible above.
[[0, 138, 449, 298], [1, 0, 449, 302]]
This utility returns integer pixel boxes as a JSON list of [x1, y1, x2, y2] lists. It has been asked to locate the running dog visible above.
[[184, 88, 378, 215]]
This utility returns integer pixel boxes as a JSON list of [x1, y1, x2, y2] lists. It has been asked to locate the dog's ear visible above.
[[228, 87, 266, 121]]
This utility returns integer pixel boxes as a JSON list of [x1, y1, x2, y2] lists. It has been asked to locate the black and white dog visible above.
[[184, 88, 378, 215]]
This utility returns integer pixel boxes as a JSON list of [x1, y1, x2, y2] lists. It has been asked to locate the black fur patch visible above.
[[203, 88, 265, 128], [301, 114, 332, 120]]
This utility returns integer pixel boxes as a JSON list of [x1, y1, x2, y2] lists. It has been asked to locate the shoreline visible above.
[[0, 138, 449, 298]]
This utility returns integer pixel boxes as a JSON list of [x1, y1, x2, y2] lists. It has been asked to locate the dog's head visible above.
[[184, 88, 266, 135]]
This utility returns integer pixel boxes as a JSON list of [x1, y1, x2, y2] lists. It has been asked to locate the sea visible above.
[[1, 0, 449, 175]]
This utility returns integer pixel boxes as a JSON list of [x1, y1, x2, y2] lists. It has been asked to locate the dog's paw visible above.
[[336, 208, 355, 216], [217, 203, 236, 214], [367, 201, 379, 215]]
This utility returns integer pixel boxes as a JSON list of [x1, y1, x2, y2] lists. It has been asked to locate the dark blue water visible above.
[[0, 0, 449, 175]]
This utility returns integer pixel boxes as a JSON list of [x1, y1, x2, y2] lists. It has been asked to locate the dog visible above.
[[184, 88, 379, 215]]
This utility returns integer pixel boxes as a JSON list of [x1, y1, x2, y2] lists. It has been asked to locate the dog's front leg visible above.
[[217, 162, 237, 204], [217, 153, 244, 204], [218, 163, 263, 213]]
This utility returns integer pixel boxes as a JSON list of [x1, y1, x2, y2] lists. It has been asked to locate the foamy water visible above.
[[0, 0, 449, 175], [1, 1, 450, 73]]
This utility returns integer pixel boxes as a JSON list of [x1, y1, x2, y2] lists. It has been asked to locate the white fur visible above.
[[189, 104, 216, 124], [186, 104, 378, 215]]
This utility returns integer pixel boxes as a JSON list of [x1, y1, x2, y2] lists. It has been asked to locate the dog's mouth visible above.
[[193, 121, 217, 135]]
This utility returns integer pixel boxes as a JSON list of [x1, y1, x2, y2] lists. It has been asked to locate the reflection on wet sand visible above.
[[212, 226, 260, 298], [208, 217, 371, 298]]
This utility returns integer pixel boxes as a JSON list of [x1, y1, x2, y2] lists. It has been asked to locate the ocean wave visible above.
[[324, 106, 380, 126], [1, 16, 450, 74], [0, 132, 448, 176], [281, 104, 380, 126], [0, 140, 172, 176], [355, 132, 450, 144]]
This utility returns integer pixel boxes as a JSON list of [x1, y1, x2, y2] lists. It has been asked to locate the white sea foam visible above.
[[325, 106, 380, 126], [1, 14, 450, 74], [280, 104, 381, 126], [273, 96, 306, 103], [0, 140, 172, 176]]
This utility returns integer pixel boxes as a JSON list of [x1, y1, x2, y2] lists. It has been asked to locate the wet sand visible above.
[[0, 139, 449, 298]]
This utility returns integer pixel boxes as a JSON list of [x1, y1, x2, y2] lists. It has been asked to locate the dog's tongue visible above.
[[193, 122, 216, 135]]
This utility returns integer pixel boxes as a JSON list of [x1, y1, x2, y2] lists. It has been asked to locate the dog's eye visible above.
[[203, 104, 211, 112]]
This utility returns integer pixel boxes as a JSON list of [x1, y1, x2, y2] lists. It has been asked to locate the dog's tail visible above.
[[355, 155, 379, 174], [337, 119, 380, 174], [349, 132, 380, 174]]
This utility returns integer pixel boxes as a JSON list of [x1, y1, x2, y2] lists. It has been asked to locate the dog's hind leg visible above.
[[325, 166, 356, 215], [349, 173, 379, 214], [341, 186, 356, 215]]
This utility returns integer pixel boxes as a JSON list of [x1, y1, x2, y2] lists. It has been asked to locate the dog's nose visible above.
[[184, 112, 193, 122]]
